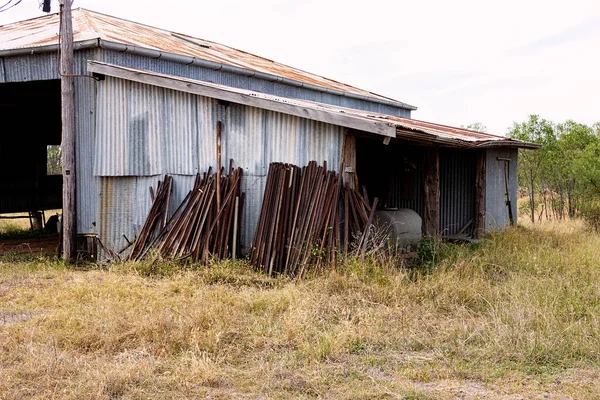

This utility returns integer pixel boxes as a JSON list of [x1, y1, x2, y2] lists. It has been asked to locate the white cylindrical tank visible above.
[[374, 209, 422, 252]]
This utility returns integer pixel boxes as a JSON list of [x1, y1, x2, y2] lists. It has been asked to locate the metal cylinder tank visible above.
[[374, 208, 422, 252]]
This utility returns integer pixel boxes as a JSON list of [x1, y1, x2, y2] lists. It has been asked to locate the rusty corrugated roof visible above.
[[0, 8, 415, 109], [87, 61, 540, 149]]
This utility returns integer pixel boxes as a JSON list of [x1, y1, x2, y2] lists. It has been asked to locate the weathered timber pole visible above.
[[474, 150, 486, 238], [216, 121, 222, 241], [59, 0, 76, 262], [342, 133, 356, 190], [423, 147, 440, 237]]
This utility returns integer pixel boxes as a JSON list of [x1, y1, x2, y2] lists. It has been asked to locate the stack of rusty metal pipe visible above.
[[127, 164, 244, 263], [251, 161, 378, 277]]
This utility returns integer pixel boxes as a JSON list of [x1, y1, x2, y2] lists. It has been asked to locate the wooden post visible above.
[[342, 133, 356, 189], [474, 150, 486, 238], [423, 147, 440, 237], [216, 121, 222, 235], [59, 0, 76, 262]]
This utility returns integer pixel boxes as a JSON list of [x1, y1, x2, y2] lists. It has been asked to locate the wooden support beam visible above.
[[474, 150, 486, 238], [59, 0, 76, 262], [423, 147, 440, 237], [342, 133, 356, 190]]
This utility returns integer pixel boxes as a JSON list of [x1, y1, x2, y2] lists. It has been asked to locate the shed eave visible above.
[[395, 127, 540, 150], [0, 38, 100, 56], [87, 60, 398, 138]]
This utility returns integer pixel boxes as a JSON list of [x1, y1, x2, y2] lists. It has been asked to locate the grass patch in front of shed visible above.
[[1, 219, 599, 398]]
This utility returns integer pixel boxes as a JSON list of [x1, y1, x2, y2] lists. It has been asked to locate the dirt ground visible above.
[[0, 234, 59, 257]]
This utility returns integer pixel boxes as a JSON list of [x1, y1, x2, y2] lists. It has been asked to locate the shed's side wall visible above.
[[98, 50, 412, 118], [94, 76, 344, 253], [485, 148, 518, 231]]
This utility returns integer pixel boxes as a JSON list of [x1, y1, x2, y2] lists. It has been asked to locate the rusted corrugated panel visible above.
[[440, 149, 476, 236], [0, 9, 414, 109]]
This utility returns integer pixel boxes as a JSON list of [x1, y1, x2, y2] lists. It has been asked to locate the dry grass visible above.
[[1, 220, 600, 399]]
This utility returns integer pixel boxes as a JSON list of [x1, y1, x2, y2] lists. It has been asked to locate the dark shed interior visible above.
[[356, 137, 477, 236], [0, 80, 62, 214]]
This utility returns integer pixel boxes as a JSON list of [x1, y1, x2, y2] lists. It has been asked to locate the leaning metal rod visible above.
[[497, 157, 515, 226]]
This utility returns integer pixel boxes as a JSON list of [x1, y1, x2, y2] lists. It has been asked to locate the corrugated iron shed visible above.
[[0, 8, 415, 110], [88, 61, 540, 149]]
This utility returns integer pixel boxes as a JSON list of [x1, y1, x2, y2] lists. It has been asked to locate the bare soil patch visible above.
[[0, 234, 59, 257]]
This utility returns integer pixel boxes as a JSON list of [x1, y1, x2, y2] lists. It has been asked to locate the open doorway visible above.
[[0, 79, 62, 237], [356, 137, 425, 215]]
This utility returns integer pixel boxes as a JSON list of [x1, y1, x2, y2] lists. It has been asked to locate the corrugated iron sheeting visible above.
[[95, 76, 343, 177], [0, 8, 412, 108], [485, 148, 518, 231], [75, 76, 98, 233], [223, 103, 267, 176], [264, 111, 343, 169], [0, 49, 96, 83], [95, 77, 199, 176], [1, 52, 58, 82], [440, 149, 476, 236], [99, 176, 135, 253]]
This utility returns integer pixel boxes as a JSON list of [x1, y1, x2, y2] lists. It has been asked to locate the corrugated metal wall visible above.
[[440, 149, 476, 236], [95, 76, 344, 253], [485, 148, 518, 231]]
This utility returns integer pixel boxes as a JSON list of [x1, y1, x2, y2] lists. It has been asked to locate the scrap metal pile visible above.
[[126, 164, 244, 262], [251, 161, 378, 277]]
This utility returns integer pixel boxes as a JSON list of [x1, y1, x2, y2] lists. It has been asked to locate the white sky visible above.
[[1, 0, 599, 135]]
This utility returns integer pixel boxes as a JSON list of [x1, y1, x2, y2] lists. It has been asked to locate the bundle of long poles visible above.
[[128, 164, 243, 263], [251, 161, 377, 277], [156, 165, 243, 263]]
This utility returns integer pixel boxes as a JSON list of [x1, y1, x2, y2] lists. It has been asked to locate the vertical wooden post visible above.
[[59, 0, 76, 262], [216, 121, 222, 236], [342, 133, 356, 189], [474, 150, 486, 238], [423, 147, 440, 237]]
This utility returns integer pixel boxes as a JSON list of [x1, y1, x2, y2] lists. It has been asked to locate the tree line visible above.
[[508, 115, 600, 228]]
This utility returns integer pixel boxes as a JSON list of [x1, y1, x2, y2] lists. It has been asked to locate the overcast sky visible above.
[[1, 0, 599, 134]]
